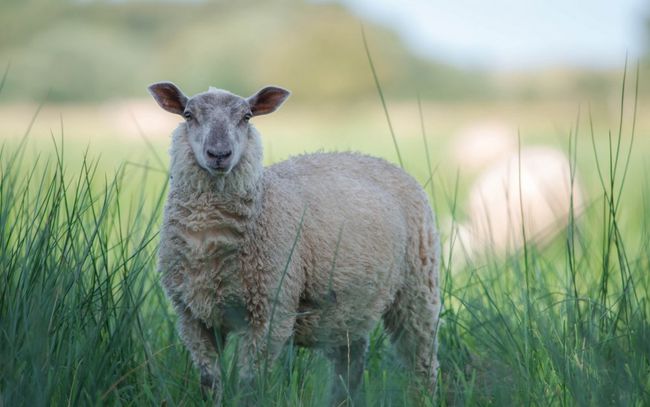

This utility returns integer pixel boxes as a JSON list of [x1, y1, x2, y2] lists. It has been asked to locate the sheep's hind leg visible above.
[[325, 336, 368, 406], [382, 282, 440, 401]]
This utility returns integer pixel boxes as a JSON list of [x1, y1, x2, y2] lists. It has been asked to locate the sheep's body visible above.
[[152, 83, 440, 404], [446, 122, 584, 259]]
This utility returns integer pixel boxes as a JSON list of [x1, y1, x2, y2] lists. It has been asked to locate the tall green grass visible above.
[[1, 70, 649, 406], [437, 67, 649, 406]]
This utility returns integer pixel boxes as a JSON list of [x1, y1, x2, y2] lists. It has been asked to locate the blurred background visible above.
[[3, 0, 650, 101], [1, 0, 649, 252]]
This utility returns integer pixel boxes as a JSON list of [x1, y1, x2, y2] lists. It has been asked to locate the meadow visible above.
[[1, 65, 649, 406]]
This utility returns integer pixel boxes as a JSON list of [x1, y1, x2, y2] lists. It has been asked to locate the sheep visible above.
[[147, 82, 441, 405], [451, 121, 517, 172], [452, 147, 583, 258]]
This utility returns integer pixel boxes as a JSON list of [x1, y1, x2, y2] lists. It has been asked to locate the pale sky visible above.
[[322, 0, 649, 70]]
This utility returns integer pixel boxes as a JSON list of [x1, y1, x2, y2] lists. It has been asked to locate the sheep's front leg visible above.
[[236, 309, 296, 394], [174, 303, 225, 403], [326, 336, 368, 406]]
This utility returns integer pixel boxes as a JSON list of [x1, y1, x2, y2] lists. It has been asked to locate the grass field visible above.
[[1, 69, 649, 406]]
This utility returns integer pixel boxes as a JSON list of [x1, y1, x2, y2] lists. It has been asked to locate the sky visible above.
[[322, 0, 649, 70]]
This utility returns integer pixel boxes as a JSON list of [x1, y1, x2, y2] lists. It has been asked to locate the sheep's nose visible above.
[[206, 148, 232, 160]]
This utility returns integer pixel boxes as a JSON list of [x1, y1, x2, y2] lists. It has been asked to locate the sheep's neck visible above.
[[168, 160, 263, 230]]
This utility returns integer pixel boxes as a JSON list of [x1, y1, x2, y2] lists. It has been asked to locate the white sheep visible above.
[[455, 147, 583, 256], [148, 82, 441, 405], [451, 121, 517, 172]]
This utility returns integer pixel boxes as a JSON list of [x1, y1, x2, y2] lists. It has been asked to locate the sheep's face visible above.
[[148, 82, 290, 175], [182, 91, 251, 174]]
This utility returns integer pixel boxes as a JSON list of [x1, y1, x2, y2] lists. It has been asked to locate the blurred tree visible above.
[[0, 0, 491, 103]]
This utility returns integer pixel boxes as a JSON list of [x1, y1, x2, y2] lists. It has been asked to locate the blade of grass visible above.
[[361, 25, 403, 168]]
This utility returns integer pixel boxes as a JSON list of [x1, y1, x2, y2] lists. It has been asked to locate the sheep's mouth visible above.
[[204, 163, 232, 176], [204, 159, 233, 175]]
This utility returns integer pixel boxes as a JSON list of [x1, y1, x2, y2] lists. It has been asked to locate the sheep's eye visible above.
[[183, 111, 193, 121], [243, 113, 252, 122]]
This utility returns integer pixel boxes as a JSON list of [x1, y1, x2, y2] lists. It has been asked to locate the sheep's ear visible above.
[[247, 86, 290, 116], [147, 82, 188, 115]]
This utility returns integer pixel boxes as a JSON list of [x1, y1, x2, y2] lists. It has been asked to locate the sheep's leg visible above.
[[174, 303, 225, 404], [236, 310, 296, 396], [382, 215, 441, 400], [325, 336, 368, 406], [382, 282, 440, 400]]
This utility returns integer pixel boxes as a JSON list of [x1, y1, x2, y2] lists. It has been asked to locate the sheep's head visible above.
[[148, 82, 290, 175]]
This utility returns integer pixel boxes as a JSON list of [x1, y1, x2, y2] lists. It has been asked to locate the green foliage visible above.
[[0, 1, 492, 103], [2, 1, 637, 103]]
